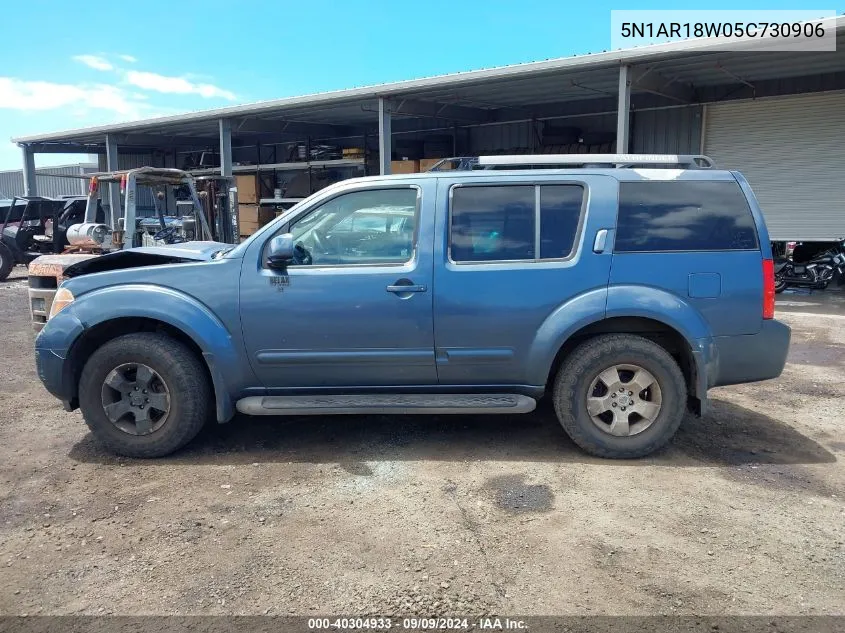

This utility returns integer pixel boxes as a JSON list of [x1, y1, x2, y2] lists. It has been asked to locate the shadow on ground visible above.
[[0, 268, 28, 284], [69, 397, 835, 468]]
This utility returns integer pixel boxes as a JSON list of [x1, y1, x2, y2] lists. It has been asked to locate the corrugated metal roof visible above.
[[12, 16, 845, 145]]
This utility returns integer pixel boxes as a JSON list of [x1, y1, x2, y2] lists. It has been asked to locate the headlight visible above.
[[49, 287, 75, 319]]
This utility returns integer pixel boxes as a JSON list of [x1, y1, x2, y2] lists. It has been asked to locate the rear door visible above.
[[431, 173, 617, 387], [610, 173, 763, 336]]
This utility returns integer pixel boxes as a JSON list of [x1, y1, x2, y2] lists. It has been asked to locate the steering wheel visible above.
[[152, 225, 184, 243], [57, 206, 83, 230], [292, 242, 312, 266], [311, 228, 327, 253]]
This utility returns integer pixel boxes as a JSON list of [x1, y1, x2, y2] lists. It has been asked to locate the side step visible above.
[[236, 393, 536, 416]]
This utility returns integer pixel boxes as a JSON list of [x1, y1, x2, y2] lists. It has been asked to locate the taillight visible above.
[[762, 258, 775, 319]]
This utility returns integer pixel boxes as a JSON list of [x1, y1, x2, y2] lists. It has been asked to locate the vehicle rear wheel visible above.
[[78, 332, 211, 457], [774, 274, 788, 293], [552, 334, 687, 458], [0, 243, 14, 281]]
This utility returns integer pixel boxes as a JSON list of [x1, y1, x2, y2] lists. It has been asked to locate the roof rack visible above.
[[476, 154, 714, 169]]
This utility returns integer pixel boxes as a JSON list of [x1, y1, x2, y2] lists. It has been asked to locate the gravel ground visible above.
[[0, 265, 843, 616]]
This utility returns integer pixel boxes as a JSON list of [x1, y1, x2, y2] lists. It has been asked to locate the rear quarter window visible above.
[[615, 181, 759, 252]]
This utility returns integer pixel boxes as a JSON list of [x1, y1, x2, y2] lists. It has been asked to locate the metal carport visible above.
[[11, 17, 845, 239]]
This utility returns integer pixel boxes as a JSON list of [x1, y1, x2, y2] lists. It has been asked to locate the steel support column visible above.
[[616, 65, 632, 153], [378, 98, 392, 175], [219, 118, 233, 179], [21, 146, 37, 197], [105, 134, 121, 229]]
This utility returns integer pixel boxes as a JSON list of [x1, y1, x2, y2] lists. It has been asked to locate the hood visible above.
[[63, 240, 229, 278]]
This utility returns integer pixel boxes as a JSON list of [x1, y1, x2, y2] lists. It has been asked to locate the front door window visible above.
[[289, 188, 418, 266]]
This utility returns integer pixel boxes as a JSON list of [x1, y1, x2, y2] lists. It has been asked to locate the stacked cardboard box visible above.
[[239, 205, 275, 236], [236, 174, 258, 203], [236, 174, 271, 236], [419, 158, 453, 172], [390, 160, 419, 174]]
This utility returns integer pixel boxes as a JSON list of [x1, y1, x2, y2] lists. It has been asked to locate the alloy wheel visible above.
[[100, 363, 171, 436], [585, 363, 662, 437]]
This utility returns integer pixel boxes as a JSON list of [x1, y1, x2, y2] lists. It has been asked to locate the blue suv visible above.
[[34, 154, 791, 459]]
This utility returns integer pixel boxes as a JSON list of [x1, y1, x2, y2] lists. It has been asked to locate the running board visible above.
[[236, 393, 536, 416]]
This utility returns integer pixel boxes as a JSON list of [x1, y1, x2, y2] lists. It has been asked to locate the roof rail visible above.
[[477, 154, 714, 169]]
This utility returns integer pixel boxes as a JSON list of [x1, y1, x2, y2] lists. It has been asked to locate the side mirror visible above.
[[267, 233, 295, 269]]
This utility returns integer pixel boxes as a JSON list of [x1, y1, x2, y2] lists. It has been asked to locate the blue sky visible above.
[[0, 0, 828, 170]]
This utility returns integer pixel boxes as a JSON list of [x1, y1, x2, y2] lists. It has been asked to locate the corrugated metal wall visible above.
[[96, 152, 163, 171], [96, 152, 160, 212], [470, 121, 535, 153], [631, 106, 702, 154], [0, 164, 96, 198], [469, 113, 619, 154], [467, 108, 699, 155], [704, 91, 845, 240]]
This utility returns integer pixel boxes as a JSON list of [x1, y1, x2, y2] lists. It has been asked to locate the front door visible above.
[[239, 181, 436, 389]]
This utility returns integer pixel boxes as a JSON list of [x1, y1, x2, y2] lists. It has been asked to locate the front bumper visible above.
[[711, 319, 792, 388], [34, 308, 85, 407], [35, 347, 75, 408]]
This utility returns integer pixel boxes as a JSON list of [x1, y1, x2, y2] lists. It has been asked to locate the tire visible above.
[[774, 275, 788, 293], [0, 243, 14, 281], [78, 332, 211, 457], [552, 334, 687, 459]]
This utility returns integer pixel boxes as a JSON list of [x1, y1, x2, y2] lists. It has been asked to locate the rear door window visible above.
[[540, 185, 583, 259], [450, 184, 583, 262], [450, 186, 535, 262], [615, 181, 758, 252]]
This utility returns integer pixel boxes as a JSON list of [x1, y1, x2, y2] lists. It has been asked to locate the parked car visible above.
[[34, 154, 790, 459]]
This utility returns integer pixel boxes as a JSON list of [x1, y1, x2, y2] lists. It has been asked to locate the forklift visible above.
[[27, 167, 237, 329]]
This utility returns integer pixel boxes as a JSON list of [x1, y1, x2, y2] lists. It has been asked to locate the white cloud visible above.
[[0, 77, 150, 119], [119, 54, 138, 63], [124, 70, 236, 100], [73, 54, 114, 71]]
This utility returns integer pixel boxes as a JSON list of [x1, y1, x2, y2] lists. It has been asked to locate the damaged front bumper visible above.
[[34, 308, 85, 409]]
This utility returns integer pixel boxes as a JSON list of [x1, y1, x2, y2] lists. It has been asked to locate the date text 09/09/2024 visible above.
[[307, 617, 527, 630]]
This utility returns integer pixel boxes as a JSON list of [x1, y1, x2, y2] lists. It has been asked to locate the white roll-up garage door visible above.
[[704, 91, 845, 241]]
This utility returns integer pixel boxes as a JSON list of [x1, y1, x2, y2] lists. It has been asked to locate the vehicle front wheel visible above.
[[78, 332, 211, 457], [552, 334, 687, 458]]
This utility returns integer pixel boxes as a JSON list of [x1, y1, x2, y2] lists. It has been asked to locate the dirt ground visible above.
[[0, 265, 843, 616]]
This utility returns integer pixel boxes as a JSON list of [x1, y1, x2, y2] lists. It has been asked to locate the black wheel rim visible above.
[[100, 363, 171, 436]]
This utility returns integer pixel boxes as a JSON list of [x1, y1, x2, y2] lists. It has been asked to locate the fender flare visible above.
[[527, 285, 715, 399], [605, 285, 716, 398], [605, 284, 712, 342], [69, 284, 244, 422], [525, 287, 609, 386]]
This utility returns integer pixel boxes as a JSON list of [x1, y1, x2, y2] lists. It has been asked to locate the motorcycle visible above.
[[774, 240, 845, 293]]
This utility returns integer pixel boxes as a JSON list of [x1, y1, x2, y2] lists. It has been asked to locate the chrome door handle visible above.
[[386, 284, 427, 293], [593, 229, 609, 253]]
